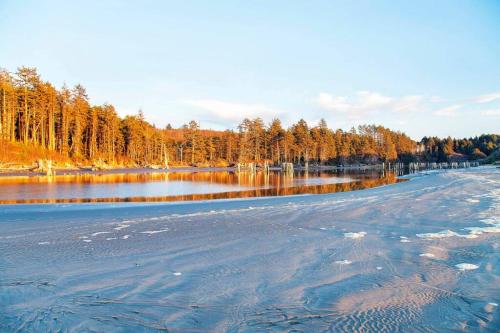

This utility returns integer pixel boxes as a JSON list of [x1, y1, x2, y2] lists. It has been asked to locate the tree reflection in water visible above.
[[0, 170, 404, 204]]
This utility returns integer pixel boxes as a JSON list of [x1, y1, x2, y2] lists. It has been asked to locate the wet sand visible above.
[[0, 167, 499, 332]]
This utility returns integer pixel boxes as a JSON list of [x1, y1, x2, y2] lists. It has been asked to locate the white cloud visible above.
[[317, 93, 351, 112], [434, 105, 461, 117], [393, 95, 423, 112], [357, 91, 393, 109], [481, 109, 500, 116], [476, 92, 500, 103], [316, 91, 422, 117], [185, 99, 283, 122]]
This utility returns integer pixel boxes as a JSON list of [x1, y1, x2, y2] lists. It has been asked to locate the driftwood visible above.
[[35, 159, 55, 176], [281, 162, 294, 175]]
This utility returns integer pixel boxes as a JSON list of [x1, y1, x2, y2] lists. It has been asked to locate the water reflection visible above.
[[0, 170, 404, 204]]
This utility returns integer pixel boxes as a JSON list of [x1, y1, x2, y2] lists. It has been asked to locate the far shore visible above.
[[0, 163, 385, 177]]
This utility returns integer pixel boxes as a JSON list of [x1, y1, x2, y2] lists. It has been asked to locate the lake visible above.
[[0, 169, 403, 204]]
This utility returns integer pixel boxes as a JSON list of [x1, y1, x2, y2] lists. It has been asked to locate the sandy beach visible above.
[[0, 166, 499, 331]]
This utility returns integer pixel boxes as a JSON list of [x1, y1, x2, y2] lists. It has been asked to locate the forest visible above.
[[0, 67, 498, 168]]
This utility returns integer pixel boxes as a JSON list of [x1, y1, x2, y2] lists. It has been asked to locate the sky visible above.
[[1, 0, 499, 139]]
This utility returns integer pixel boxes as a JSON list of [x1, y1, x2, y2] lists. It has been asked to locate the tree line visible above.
[[0, 67, 498, 167]]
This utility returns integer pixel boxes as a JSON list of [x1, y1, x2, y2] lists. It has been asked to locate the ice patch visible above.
[[376, 266, 383, 270], [419, 253, 435, 258], [38, 241, 50, 245], [140, 229, 169, 235], [319, 227, 327, 230], [335, 260, 352, 265], [122, 235, 130, 240], [106, 237, 117, 241], [344, 231, 366, 239], [82, 239, 92, 243], [173, 272, 182, 276], [455, 263, 479, 271], [78, 236, 88, 239]]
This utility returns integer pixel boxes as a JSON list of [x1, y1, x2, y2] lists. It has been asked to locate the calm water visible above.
[[0, 169, 403, 204]]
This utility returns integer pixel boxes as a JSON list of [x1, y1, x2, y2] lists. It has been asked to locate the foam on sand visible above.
[[91, 231, 111, 237], [335, 260, 352, 265], [140, 229, 169, 235], [455, 263, 479, 271], [344, 231, 366, 239], [416, 230, 457, 239], [114, 224, 130, 231], [400, 236, 411, 243], [464, 225, 500, 236]]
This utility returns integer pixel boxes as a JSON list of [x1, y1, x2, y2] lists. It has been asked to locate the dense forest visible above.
[[0, 67, 498, 168]]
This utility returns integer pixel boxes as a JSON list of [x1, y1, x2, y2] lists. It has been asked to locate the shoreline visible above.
[[0, 164, 386, 177]]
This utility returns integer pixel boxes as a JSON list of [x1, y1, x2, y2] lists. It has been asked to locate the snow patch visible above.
[[38, 241, 50, 245], [122, 235, 130, 240], [419, 253, 435, 258], [173, 272, 182, 276]]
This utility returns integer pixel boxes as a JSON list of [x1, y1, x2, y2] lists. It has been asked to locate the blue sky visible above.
[[1, 0, 499, 139]]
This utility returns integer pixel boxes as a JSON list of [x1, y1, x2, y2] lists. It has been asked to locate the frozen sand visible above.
[[0, 167, 499, 331]]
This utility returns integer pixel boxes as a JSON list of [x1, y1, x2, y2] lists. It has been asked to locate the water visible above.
[[1, 167, 498, 332], [0, 169, 403, 204]]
